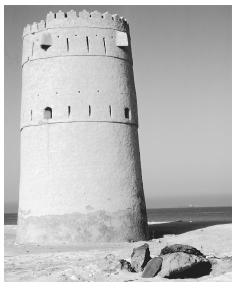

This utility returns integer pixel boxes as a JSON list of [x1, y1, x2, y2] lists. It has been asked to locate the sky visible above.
[[4, 5, 232, 212]]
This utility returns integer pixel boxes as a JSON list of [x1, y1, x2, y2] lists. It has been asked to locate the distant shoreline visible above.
[[5, 205, 232, 214], [4, 206, 232, 226]]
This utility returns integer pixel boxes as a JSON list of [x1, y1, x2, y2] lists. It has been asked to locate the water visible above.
[[147, 206, 232, 224], [4, 213, 18, 225], [4, 207, 232, 225], [147, 206, 232, 238]]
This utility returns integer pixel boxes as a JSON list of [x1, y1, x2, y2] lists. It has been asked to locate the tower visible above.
[[17, 10, 149, 244]]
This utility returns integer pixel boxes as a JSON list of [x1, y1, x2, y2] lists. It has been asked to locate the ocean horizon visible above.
[[4, 206, 232, 225]]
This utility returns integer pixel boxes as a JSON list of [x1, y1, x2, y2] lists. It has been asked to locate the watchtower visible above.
[[17, 10, 149, 244]]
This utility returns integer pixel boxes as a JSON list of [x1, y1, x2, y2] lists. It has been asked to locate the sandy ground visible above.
[[4, 223, 232, 282]]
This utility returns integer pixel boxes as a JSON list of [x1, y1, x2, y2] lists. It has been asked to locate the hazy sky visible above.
[[4, 5, 232, 212]]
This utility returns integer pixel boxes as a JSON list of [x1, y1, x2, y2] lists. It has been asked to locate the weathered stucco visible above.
[[17, 10, 149, 244]]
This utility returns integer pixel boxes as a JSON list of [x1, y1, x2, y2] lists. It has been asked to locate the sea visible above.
[[4, 206, 232, 225]]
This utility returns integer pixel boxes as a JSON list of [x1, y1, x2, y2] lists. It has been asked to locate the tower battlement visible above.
[[23, 10, 129, 37], [22, 10, 132, 66]]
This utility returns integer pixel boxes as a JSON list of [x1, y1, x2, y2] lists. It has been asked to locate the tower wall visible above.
[[17, 10, 149, 244]]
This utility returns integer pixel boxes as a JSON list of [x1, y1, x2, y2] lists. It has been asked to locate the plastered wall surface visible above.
[[17, 122, 148, 243], [17, 10, 149, 244], [21, 57, 137, 129]]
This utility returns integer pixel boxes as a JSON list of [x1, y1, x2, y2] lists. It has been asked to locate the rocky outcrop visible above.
[[131, 243, 151, 272], [142, 257, 163, 278], [159, 252, 212, 279], [118, 243, 212, 279], [119, 259, 134, 272], [160, 244, 206, 257]]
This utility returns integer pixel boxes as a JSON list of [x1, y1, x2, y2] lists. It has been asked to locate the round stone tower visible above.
[[17, 10, 149, 244]]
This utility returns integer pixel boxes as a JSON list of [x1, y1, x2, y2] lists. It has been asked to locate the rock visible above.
[[160, 244, 205, 257], [119, 259, 134, 272], [159, 252, 212, 279], [142, 257, 163, 278], [131, 243, 151, 272]]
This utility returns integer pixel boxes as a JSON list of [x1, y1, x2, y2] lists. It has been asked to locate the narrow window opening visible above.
[[103, 37, 106, 54], [124, 107, 130, 119], [89, 105, 91, 116], [32, 42, 34, 56], [30, 110, 32, 121], [44, 107, 52, 119], [65, 13, 67, 18], [68, 106, 71, 117], [109, 105, 112, 117], [66, 38, 69, 52], [86, 36, 89, 52]]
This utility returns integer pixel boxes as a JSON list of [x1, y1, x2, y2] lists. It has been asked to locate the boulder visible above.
[[160, 244, 205, 257], [142, 257, 163, 278], [119, 259, 134, 272], [159, 252, 212, 279], [131, 243, 151, 272]]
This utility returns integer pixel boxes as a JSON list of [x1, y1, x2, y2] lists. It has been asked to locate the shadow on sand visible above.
[[148, 220, 232, 239]]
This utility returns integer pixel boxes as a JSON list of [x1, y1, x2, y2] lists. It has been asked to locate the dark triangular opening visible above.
[[40, 44, 51, 51]]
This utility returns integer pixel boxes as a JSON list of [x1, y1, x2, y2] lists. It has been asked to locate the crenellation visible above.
[[23, 10, 129, 38], [67, 9, 77, 19], [56, 10, 65, 19], [79, 9, 90, 19], [103, 11, 112, 21], [112, 14, 119, 21], [46, 11, 55, 21], [90, 10, 102, 20], [38, 20, 46, 31], [31, 22, 38, 33], [23, 24, 31, 36]]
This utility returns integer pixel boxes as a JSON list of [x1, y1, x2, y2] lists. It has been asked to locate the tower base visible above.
[[16, 209, 149, 244]]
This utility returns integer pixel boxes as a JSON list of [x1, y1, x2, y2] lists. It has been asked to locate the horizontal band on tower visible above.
[[20, 120, 138, 132], [21, 104, 137, 130], [22, 54, 132, 67]]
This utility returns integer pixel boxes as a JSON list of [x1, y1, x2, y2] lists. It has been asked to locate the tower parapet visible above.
[[23, 10, 129, 38], [22, 10, 132, 67]]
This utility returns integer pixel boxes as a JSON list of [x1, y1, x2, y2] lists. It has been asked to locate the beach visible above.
[[4, 222, 232, 281]]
